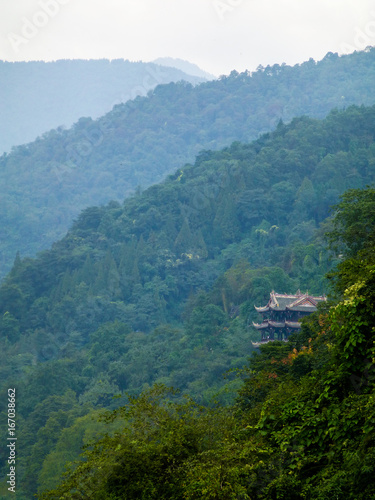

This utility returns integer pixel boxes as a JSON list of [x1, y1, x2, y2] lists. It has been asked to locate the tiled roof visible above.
[[253, 319, 303, 330], [268, 320, 287, 328], [285, 321, 302, 329], [286, 305, 317, 313], [255, 291, 326, 312]]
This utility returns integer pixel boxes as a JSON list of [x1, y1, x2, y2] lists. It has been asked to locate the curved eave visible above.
[[254, 305, 270, 312], [285, 321, 302, 329], [252, 322, 269, 330], [268, 321, 286, 328], [252, 339, 289, 347]]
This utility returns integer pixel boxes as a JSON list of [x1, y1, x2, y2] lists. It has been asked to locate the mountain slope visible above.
[[39, 199, 375, 499], [1, 104, 375, 496], [1, 49, 375, 278], [2, 104, 375, 343], [0, 58, 207, 154]]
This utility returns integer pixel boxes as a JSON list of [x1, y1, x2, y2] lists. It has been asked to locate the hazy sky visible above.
[[1, 0, 374, 76]]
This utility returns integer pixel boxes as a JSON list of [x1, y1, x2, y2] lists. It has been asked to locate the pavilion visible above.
[[252, 290, 326, 345]]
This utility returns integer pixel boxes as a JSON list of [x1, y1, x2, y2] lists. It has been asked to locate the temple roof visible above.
[[255, 290, 326, 313], [252, 321, 270, 330], [268, 320, 288, 328], [252, 339, 289, 347], [253, 319, 302, 330], [285, 321, 303, 329]]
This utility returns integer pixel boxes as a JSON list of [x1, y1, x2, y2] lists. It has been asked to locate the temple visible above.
[[253, 290, 326, 345]]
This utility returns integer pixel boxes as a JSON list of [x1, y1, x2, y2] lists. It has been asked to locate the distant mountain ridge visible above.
[[0, 58, 207, 154], [153, 57, 216, 79], [1, 49, 375, 279]]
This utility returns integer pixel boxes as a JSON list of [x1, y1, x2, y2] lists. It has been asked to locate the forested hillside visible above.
[[2, 49, 375, 278], [39, 189, 375, 499], [1, 104, 375, 497], [0, 58, 206, 154]]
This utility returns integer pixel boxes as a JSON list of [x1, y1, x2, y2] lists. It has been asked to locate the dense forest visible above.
[[0, 58, 206, 154], [1, 103, 375, 497], [39, 186, 375, 498], [2, 48, 375, 278]]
